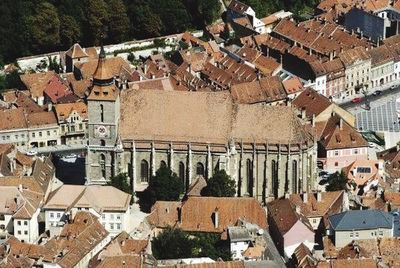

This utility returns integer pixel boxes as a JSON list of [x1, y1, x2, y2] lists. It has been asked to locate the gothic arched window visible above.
[[246, 159, 253, 197], [179, 162, 185, 187], [271, 160, 278, 198], [140, 160, 149, 183], [100, 154, 106, 179], [100, 104, 104, 122], [196, 162, 205, 176], [292, 160, 298, 194], [100, 139, 105, 146]]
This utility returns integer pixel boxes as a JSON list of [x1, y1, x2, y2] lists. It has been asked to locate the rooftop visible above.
[[329, 209, 393, 231]]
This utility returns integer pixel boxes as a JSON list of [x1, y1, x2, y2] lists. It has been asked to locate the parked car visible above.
[[351, 97, 362, 103], [372, 90, 382, 96], [391, 85, 396, 90], [26, 150, 38, 156]]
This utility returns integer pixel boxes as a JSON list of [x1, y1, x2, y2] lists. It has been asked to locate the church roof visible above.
[[65, 43, 88, 59], [119, 89, 313, 145]]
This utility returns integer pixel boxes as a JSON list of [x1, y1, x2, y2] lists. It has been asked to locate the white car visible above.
[[26, 150, 38, 156]]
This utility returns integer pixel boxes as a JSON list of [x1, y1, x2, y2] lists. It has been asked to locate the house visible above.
[[43, 75, 76, 104], [0, 211, 110, 268], [367, 45, 395, 89], [317, 258, 379, 268], [228, 227, 252, 260], [0, 155, 57, 242], [20, 71, 56, 106], [266, 199, 314, 257], [89, 231, 148, 267], [230, 76, 287, 105], [377, 144, 400, 191], [227, 0, 267, 34], [288, 191, 347, 232], [313, 115, 368, 172], [147, 197, 267, 236], [328, 209, 394, 247], [338, 47, 371, 96], [64, 43, 91, 72], [292, 89, 355, 127], [342, 159, 384, 191], [291, 243, 317, 268], [282, 77, 305, 100], [26, 111, 60, 148], [43, 185, 131, 237], [55, 102, 88, 145]]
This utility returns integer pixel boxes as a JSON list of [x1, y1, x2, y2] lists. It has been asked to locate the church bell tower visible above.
[[86, 45, 120, 184]]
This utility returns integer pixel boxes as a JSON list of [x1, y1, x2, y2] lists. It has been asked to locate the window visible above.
[[24, 231, 28, 235], [61, 126, 65, 132], [335, 162, 338, 167], [39, 132, 42, 137], [116, 214, 121, 220], [100, 104, 104, 122], [350, 232, 353, 237], [354, 149, 358, 154], [57, 213, 61, 218], [357, 167, 371, 173], [47, 131, 50, 136], [196, 162, 205, 176], [246, 159, 253, 197], [140, 160, 149, 182], [110, 214, 114, 220], [17, 221, 21, 226], [313, 219, 317, 223], [334, 150, 339, 156], [179, 162, 185, 188], [379, 231, 383, 236], [100, 154, 106, 179], [17, 230, 21, 235], [116, 223, 121, 230], [355, 232, 359, 237], [292, 160, 298, 194], [271, 160, 278, 198], [50, 213, 54, 218], [24, 221, 27, 226], [102, 214, 105, 220], [110, 223, 114, 230]]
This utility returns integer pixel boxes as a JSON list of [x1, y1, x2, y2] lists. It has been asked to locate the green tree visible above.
[[107, 173, 132, 194], [152, 227, 195, 259], [152, 0, 192, 35], [150, 166, 184, 201], [106, 0, 130, 43], [193, 232, 231, 260], [83, 0, 109, 45], [28, 2, 60, 53], [326, 171, 348, 192], [128, 3, 162, 39], [196, 0, 221, 24], [0, 70, 23, 90], [201, 169, 236, 197], [59, 15, 81, 48]]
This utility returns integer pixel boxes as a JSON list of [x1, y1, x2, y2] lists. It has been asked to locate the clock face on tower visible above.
[[94, 125, 110, 138]]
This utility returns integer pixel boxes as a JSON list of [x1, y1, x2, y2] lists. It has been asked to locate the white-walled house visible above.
[[228, 226, 252, 260], [43, 185, 132, 237], [0, 185, 42, 243]]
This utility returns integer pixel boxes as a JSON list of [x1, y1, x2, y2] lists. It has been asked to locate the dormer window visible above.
[[94, 91, 100, 96], [103, 91, 109, 96]]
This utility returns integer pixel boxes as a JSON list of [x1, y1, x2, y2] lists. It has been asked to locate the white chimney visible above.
[[214, 208, 219, 229], [303, 192, 308, 203], [295, 205, 301, 214], [317, 191, 322, 202]]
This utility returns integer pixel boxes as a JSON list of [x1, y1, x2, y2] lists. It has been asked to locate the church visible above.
[[86, 47, 317, 202]]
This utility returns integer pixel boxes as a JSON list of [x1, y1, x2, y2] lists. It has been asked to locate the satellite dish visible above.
[[257, 229, 264, 235]]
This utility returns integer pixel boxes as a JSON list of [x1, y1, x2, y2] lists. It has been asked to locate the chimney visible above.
[[295, 205, 301, 214], [301, 107, 307, 119], [47, 102, 53, 112], [317, 191, 322, 202], [144, 63, 148, 74], [339, 118, 343, 130], [285, 192, 290, 199], [213, 208, 219, 229], [312, 113, 316, 127], [18, 184, 23, 192], [302, 192, 308, 203]]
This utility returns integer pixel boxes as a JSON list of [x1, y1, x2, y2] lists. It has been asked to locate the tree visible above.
[[59, 15, 81, 49], [128, 3, 162, 39], [150, 166, 184, 201], [152, 227, 195, 259], [201, 169, 236, 197], [106, 0, 130, 43], [83, 0, 109, 45], [326, 171, 348, 192], [107, 173, 134, 204], [0, 70, 23, 90], [28, 2, 60, 53], [196, 0, 221, 25]]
